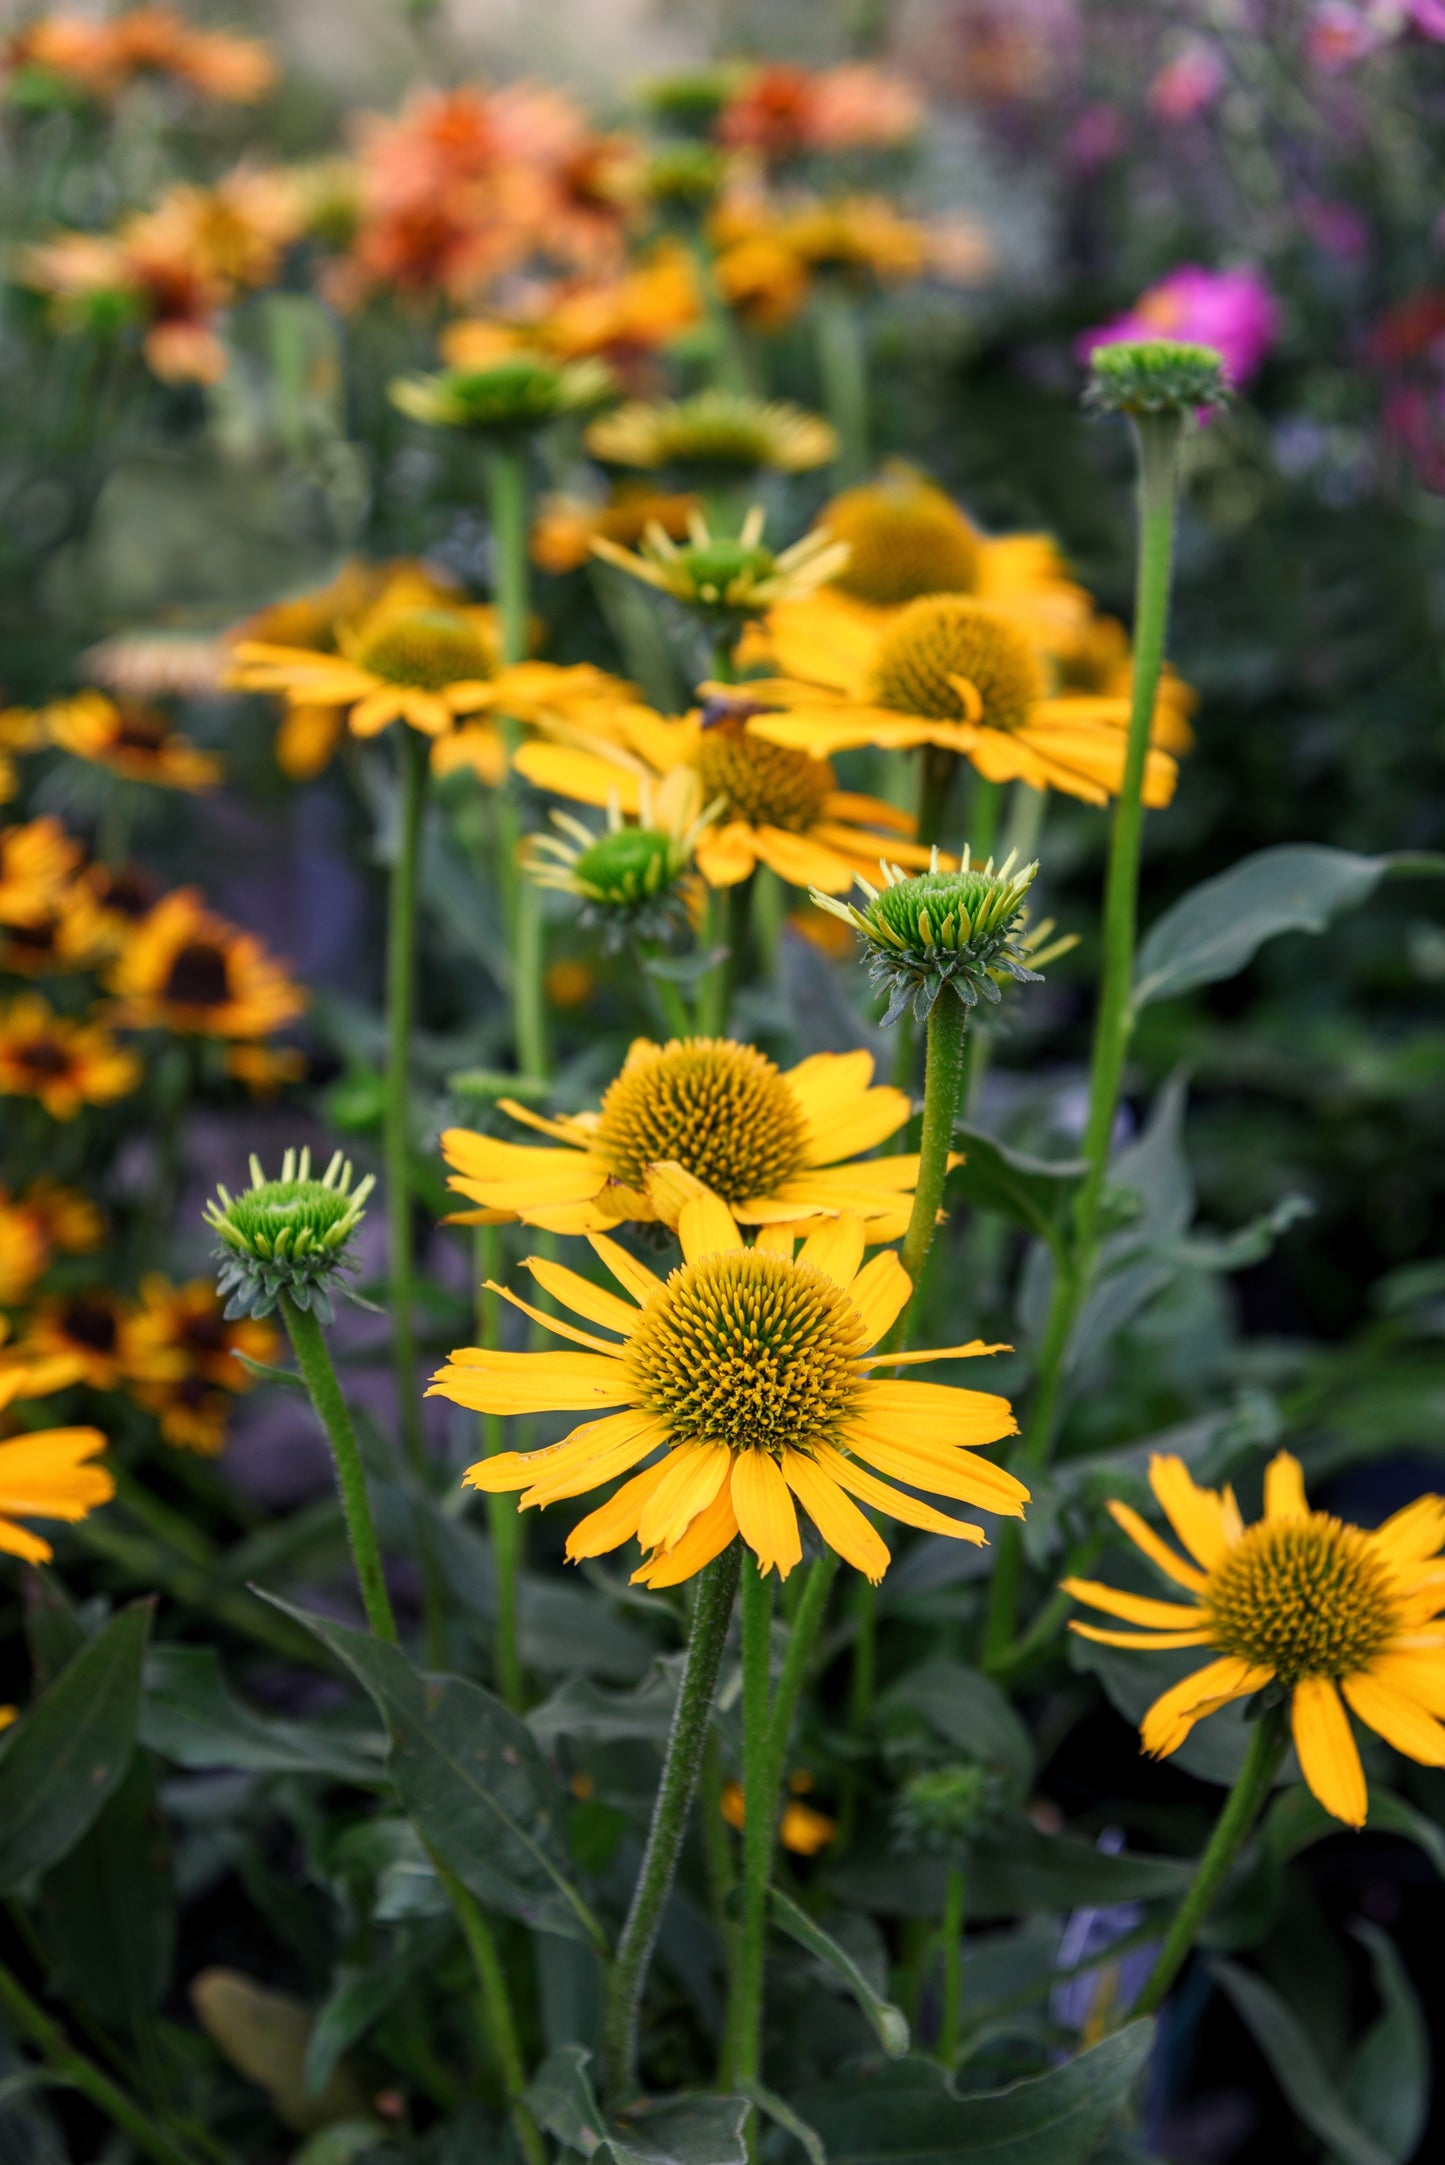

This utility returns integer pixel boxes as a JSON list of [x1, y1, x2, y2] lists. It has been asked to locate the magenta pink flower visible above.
[[1077, 265, 1280, 390], [1306, 2, 1396, 70], [1148, 42, 1226, 123]]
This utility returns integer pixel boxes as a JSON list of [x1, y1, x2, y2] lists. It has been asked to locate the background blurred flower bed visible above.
[[0, 5, 1444, 2164]]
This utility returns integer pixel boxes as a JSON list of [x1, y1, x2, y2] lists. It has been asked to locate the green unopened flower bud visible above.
[[892, 1763, 997, 1854], [637, 67, 742, 134], [812, 847, 1041, 1026], [591, 503, 848, 637], [390, 355, 614, 439], [645, 143, 728, 211], [205, 1148, 374, 1323], [1084, 339, 1230, 419], [525, 773, 715, 950]]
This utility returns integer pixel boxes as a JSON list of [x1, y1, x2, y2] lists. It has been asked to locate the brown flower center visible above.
[[356, 608, 494, 692], [868, 595, 1045, 731], [163, 940, 232, 1009], [62, 1296, 117, 1353], [1207, 1513, 1397, 1684]]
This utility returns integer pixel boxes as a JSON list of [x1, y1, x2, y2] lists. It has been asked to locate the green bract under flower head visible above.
[[892, 1762, 999, 1854], [586, 389, 836, 481], [390, 354, 615, 438], [204, 1147, 374, 1322], [812, 846, 1041, 1025], [1084, 338, 1230, 418]]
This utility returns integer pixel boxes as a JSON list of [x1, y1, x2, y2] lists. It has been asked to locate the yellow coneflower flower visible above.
[[41, 689, 222, 791], [0, 818, 85, 928], [76, 862, 163, 950], [0, 1368, 110, 1565], [1058, 611, 1196, 756], [1064, 1451, 1445, 1829], [0, 1197, 49, 1306], [0, 880, 106, 977], [19, 1180, 103, 1255], [441, 1036, 925, 1242], [0, 995, 140, 1120], [429, 1199, 1026, 1586], [128, 1275, 277, 1453], [590, 503, 850, 627], [106, 889, 305, 1041], [23, 1289, 158, 1393], [586, 389, 836, 480], [740, 594, 1178, 810], [533, 485, 699, 576], [516, 695, 934, 894]]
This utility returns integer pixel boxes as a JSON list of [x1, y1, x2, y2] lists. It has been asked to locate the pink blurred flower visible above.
[[1077, 264, 1280, 389], [1066, 103, 1127, 172], [1405, 0, 1445, 36], [1306, 2, 1398, 69], [1148, 41, 1226, 122]]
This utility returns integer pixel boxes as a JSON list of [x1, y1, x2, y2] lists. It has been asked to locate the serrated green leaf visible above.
[[0, 1600, 151, 1891], [1133, 846, 1445, 1010], [770, 1888, 909, 2057], [140, 1645, 385, 1785], [1209, 1959, 1395, 2165], [795, 2023, 1153, 2163]]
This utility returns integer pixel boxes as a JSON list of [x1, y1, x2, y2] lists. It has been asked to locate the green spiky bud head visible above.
[[813, 850, 1042, 1026], [390, 356, 614, 439], [204, 1147, 374, 1322], [892, 1763, 997, 1855], [1084, 339, 1230, 418], [573, 827, 680, 907]]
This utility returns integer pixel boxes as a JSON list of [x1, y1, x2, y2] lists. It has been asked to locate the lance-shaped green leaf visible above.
[[527, 2044, 748, 2163], [1210, 1959, 1396, 2165], [141, 1645, 385, 1784], [1340, 1925, 1429, 2165], [770, 1888, 909, 2056], [947, 1129, 1088, 1253], [0, 1599, 151, 1891], [39, 1753, 173, 2044]]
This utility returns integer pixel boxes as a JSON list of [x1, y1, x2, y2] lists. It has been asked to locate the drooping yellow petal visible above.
[[637, 1442, 732, 1554], [565, 1459, 672, 1560], [842, 1423, 1029, 1513], [813, 1442, 985, 1544], [522, 1256, 642, 1339], [0, 1518, 53, 1563], [783, 1452, 890, 1583], [1061, 1578, 1211, 1632], [795, 1212, 866, 1290], [678, 1190, 742, 1266], [1291, 1675, 1367, 1828], [520, 1414, 666, 1508], [1106, 1500, 1209, 1594], [784, 1048, 879, 1133], [856, 1379, 1016, 1447], [857, 1341, 1008, 1369], [1263, 1452, 1309, 1520], [1139, 1656, 1273, 1758], [730, 1450, 802, 1580], [1149, 1454, 1236, 1571], [588, 1233, 664, 1307], [633, 1486, 739, 1587], [844, 1252, 913, 1347], [1068, 1621, 1217, 1650], [482, 1281, 622, 1355], [1341, 1671, 1445, 1767]]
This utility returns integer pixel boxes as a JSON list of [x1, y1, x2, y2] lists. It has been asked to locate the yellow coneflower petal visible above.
[[1060, 1578, 1211, 1632], [565, 1460, 672, 1560], [522, 1256, 641, 1339], [1341, 1672, 1445, 1765], [494, 1100, 598, 1146], [1149, 1455, 1236, 1571], [797, 1087, 913, 1169], [1363, 1651, 1445, 1716], [634, 1484, 739, 1587], [463, 1408, 646, 1493], [520, 1415, 667, 1508], [432, 1349, 631, 1415], [678, 1190, 741, 1266], [0, 1519, 54, 1563], [637, 1442, 731, 1553], [587, 1233, 665, 1307], [731, 1450, 802, 1580], [1291, 1675, 1367, 1829], [1139, 1656, 1273, 1758], [813, 1442, 985, 1544], [843, 1424, 1028, 1513], [1264, 1452, 1310, 1520], [753, 1223, 798, 1257], [795, 1212, 866, 1289], [844, 1252, 913, 1346], [1371, 1495, 1445, 1566], [1068, 1622, 1218, 1650], [857, 1379, 1016, 1442], [1106, 1500, 1209, 1594], [785, 1048, 879, 1127], [823, 791, 915, 835], [484, 1280, 622, 1355], [783, 1452, 889, 1583]]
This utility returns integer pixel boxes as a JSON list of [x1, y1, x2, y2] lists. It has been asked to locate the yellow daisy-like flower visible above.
[[442, 1037, 926, 1242], [128, 1275, 277, 1454], [0, 1197, 49, 1307], [0, 1371, 110, 1566], [107, 889, 305, 1042], [41, 689, 222, 791], [23, 1289, 159, 1394], [0, 995, 140, 1120], [19, 1180, 104, 1256], [1057, 611, 1196, 757], [0, 818, 84, 929], [1064, 1451, 1445, 1829], [740, 593, 1178, 810], [516, 695, 934, 893], [586, 389, 836, 479], [429, 1197, 1026, 1586], [0, 879, 106, 978]]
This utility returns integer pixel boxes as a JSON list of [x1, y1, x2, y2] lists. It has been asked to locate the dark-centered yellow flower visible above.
[[442, 1036, 924, 1242], [1064, 1451, 1445, 1829], [0, 995, 140, 1120], [429, 1198, 1025, 1585], [129, 1275, 277, 1454], [106, 890, 305, 1040], [42, 689, 222, 791], [23, 1288, 158, 1392]]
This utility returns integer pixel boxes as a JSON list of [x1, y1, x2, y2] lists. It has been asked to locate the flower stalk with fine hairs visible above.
[[205, 1151, 394, 1644]]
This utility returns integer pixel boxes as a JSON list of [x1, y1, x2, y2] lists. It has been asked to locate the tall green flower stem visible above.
[[385, 724, 430, 1481], [485, 441, 548, 1083], [633, 935, 694, 1038], [431, 1855, 548, 2165], [604, 1544, 743, 2105], [281, 1293, 398, 1645], [686, 231, 750, 395], [724, 1552, 838, 2146], [0, 1955, 206, 2165], [699, 879, 752, 1037], [897, 994, 970, 1310], [813, 281, 870, 488], [1129, 1710, 1287, 2019], [938, 1864, 967, 2064], [982, 411, 1185, 1671], [476, 1221, 524, 1711]]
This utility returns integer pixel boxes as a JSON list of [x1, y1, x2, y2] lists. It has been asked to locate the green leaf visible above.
[[38, 1752, 173, 2042], [230, 1351, 308, 1393], [1339, 1924, 1429, 2164], [1069, 1635, 1295, 1788], [738, 2079, 826, 2165], [795, 2022, 1153, 2164], [1132, 846, 1445, 1010], [288, 2122, 389, 2165], [304, 1963, 406, 2100], [1262, 1783, 1445, 1880], [526, 2044, 749, 2163], [0, 1599, 151, 1891], [876, 1660, 1033, 1790], [140, 1645, 385, 1785], [527, 1659, 682, 1750], [1209, 1959, 1395, 2165], [832, 1825, 1189, 1922], [770, 1888, 909, 2057], [946, 1130, 1087, 1252], [258, 1594, 604, 1947]]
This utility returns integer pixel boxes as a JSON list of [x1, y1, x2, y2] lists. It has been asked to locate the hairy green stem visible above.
[[486, 441, 548, 1082], [723, 1556, 775, 2108], [385, 723, 429, 1481], [604, 1545, 742, 2105], [813, 281, 870, 488], [898, 994, 969, 1308], [0, 1954, 207, 2165], [938, 1864, 967, 2064], [699, 878, 751, 1037], [1130, 1710, 1287, 2018], [477, 1222, 524, 1711], [281, 1294, 398, 1645], [432, 1855, 547, 2165]]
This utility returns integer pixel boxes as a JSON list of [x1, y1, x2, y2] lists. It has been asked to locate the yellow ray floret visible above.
[[429, 1206, 1025, 1587], [1064, 1450, 1445, 1828]]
